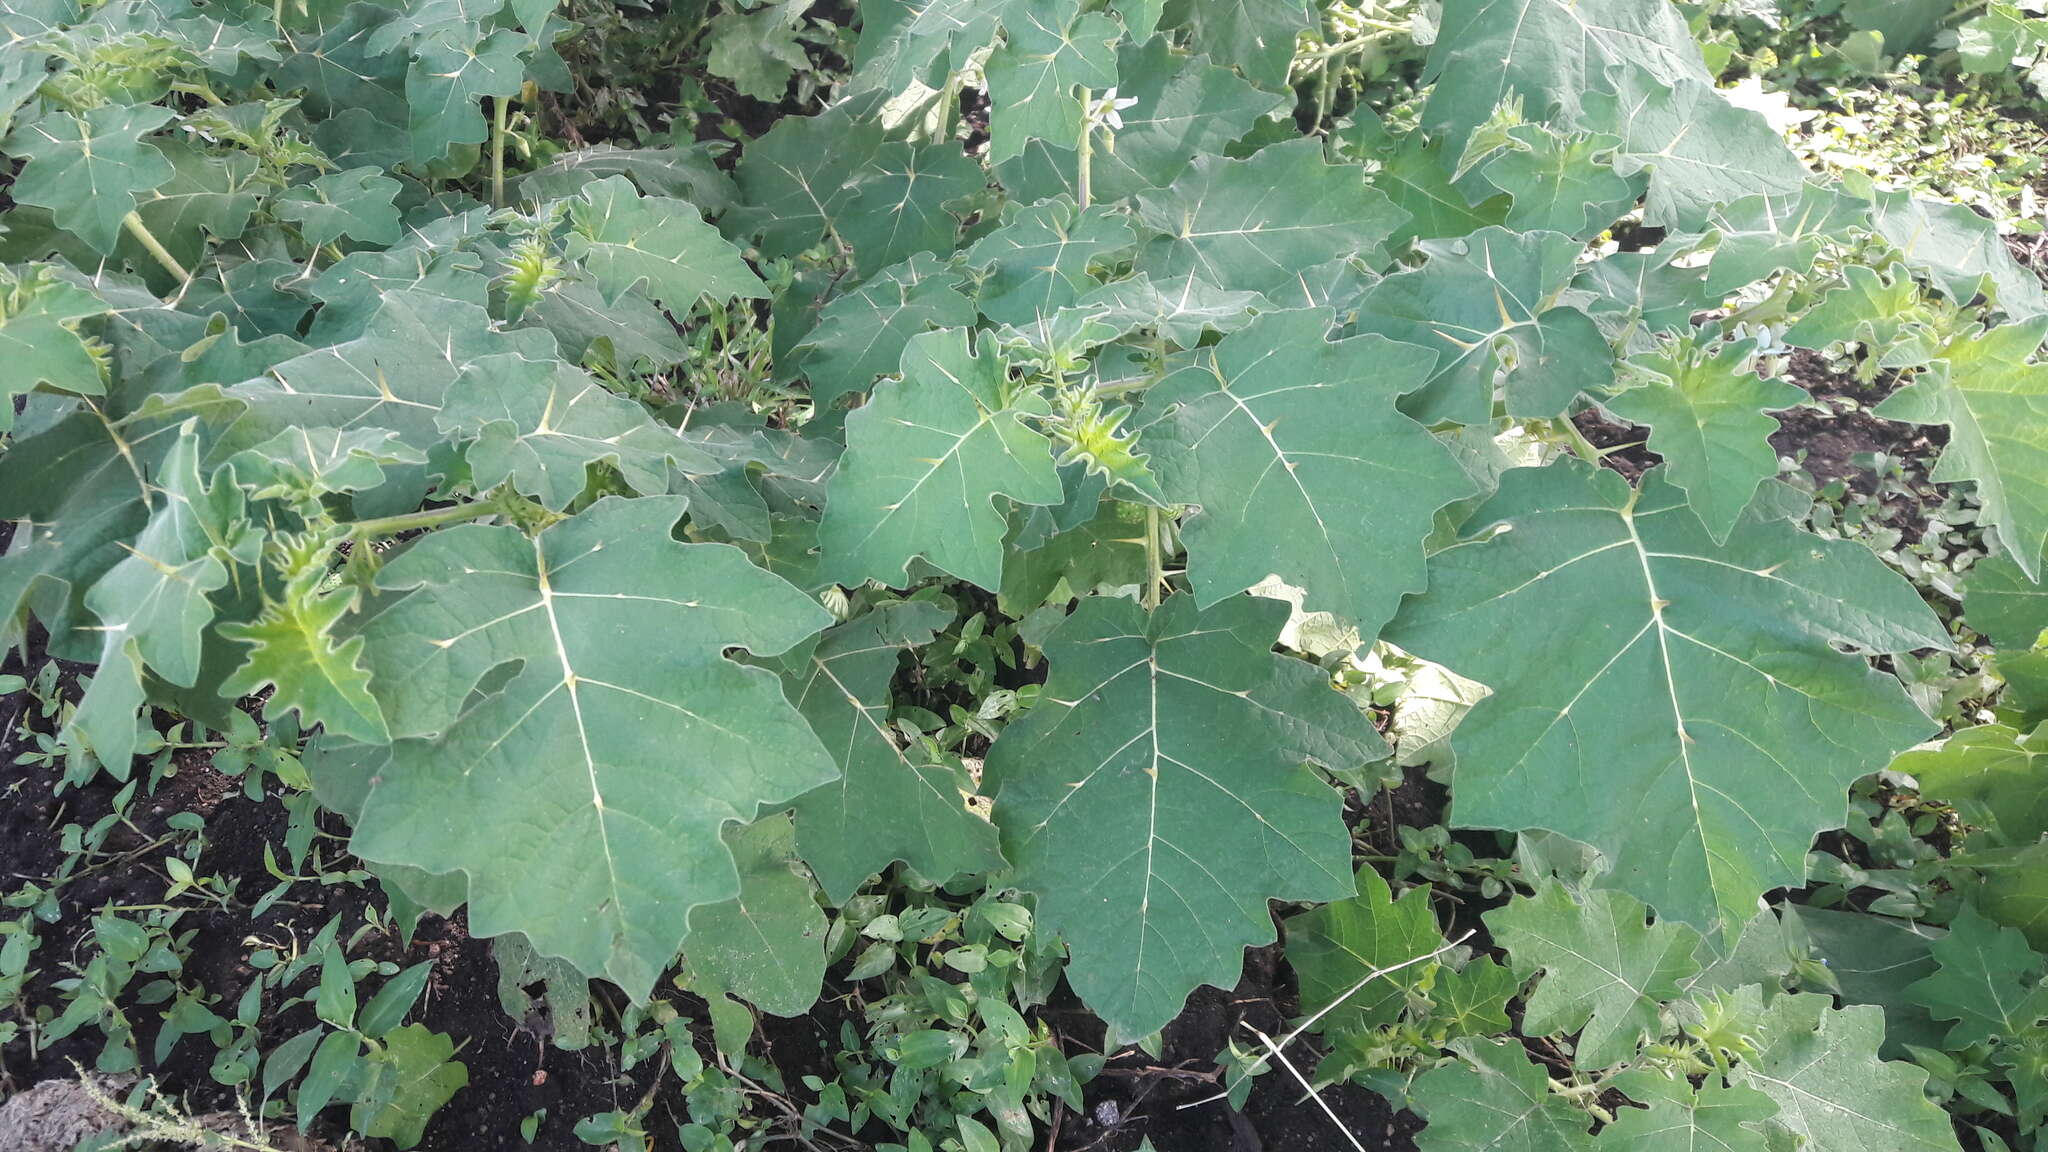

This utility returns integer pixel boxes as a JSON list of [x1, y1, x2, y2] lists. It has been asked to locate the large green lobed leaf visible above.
[[348, 496, 837, 999], [1386, 462, 1945, 933], [1141, 309, 1474, 636], [817, 328, 1063, 590], [986, 594, 1379, 1040]]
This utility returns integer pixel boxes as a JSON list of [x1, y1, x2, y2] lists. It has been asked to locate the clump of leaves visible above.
[[11, 0, 2048, 1147]]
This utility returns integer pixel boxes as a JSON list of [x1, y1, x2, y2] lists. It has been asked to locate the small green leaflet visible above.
[[1963, 553, 2048, 718], [846, 0, 1000, 93], [275, 167, 404, 250], [1738, 995, 1962, 1152], [967, 196, 1136, 327], [774, 600, 1005, 903], [349, 496, 836, 999], [0, 312, 104, 431], [494, 934, 592, 1050], [1412, 1037, 1595, 1151], [221, 531, 391, 745], [226, 426, 425, 513], [840, 140, 983, 279], [1698, 185, 1872, 297], [1876, 320, 2048, 581], [1863, 183, 2048, 323], [4, 105, 176, 253], [1432, 959, 1519, 1040], [790, 252, 977, 412], [1893, 722, 2048, 848], [1422, 0, 1708, 149], [1171, 0, 1314, 91], [518, 277, 689, 368], [511, 143, 736, 211], [350, 1024, 468, 1148], [1141, 309, 1474, 636], [984, 0, 1119, 164], [0, 375, 235, 652], [985, 594, 1377, 1041], [726, 92, 885, 261], [1601, 1071, 1777, 1152], [1284, 867, 1442, 1035], [1587, 74, 1806, 231], [124, 143, 263, 275], [1081, 36, 1286, 202], [1957, 2, 2048, 72], [1904, 905, 2048, 1049], [1604, 335, 1805, 545], [1574, 246, 1710, 343], [1357, 227, 1612, 426], [1134, 138, 1406, 299], [704, 0, 813, 101], [999, 495, 1148, 612], [69, 424, 254, 771], [1365, 132, 1511, 247], [817, 328, 1062, 591], [439, 353, 709, 510], [1485, 883, 1701, 1070], [1076, 272, 1267, 347], [1782, 262, 1947, 368], [1385, 463, 1945, 933], [227, 290, 558, 513], [405, 26, 526, 165], [682, 812, 828, 1017], [562, 175, 765, 310], [1841, 0, 1949, 52], [1481, 125, 1643, 242]]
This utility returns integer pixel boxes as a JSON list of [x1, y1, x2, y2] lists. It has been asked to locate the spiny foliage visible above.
[[6, 0, 2048, 1145]]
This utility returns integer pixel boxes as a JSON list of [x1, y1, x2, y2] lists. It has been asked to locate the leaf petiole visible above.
[[121, 212, 188, 282], [1144, 505, 1162, 610], [344, 500, 506, 540]]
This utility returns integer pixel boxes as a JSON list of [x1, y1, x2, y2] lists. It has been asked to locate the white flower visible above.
[[1091, 87, 1139, 131]]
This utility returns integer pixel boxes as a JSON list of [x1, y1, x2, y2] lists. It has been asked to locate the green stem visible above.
[[346, 500, 504, 540], [1300, 26, 1404, 62], [169, 81, 226, 107], [1556, 416, 1604, 466], [941, 71, 962, 142], [1076, 86, 1093, 209], [1144, 505, 1163, 611], [122, 212, 189, 282], [491, 94, 510, 210]]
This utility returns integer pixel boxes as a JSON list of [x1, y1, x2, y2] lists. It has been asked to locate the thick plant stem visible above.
[[1076, 86, 1093, 209], [491, 95, 510, 209], [122, 212, 188, 282], [347, 500, 504, 540], [1144, 505, 1163, 610]]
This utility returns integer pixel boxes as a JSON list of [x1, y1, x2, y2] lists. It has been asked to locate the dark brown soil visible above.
[[1769, 349, 1947, 496], [2007, 232, 2048, 282], [0, 649, 667, 1150], [1572, 408, 1657, 481]]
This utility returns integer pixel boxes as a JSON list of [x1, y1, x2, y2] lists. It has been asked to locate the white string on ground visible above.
[[1177, 928, 1475, 1111], [1241, 1023, 1369, 1152]]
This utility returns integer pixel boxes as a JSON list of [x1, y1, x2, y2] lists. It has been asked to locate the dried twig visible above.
[[1177, 929, 1475, 1110]]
